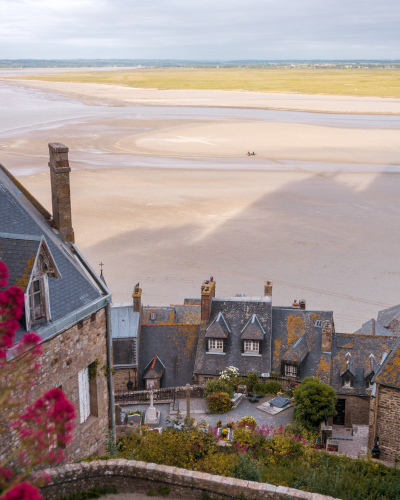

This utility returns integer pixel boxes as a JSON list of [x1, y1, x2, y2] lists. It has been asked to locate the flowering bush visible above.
[[0, 262, 76, 499], [206, 392, 231, 414], [219, 366, 238, 382], [239, 416, 257, 428], [221, 428, 228, 438], [227, 421, 234, 428]]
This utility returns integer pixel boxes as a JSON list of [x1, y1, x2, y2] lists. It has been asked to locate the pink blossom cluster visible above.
[[0, 262, 76, 500]]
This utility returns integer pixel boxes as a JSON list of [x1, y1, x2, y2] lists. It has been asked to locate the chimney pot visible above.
[[201, 278, 216, 322], [132, 285, 142, 313], [48, 143, 74, 243], [264, 280, 273, 297], [299, 299, 306, 310], [292, 300, 300, 308]]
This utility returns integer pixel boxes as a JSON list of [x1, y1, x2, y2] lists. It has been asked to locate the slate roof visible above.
[[138, 323, 200, 389], [142, 305, 201, 325], [331, 333, 396, 395], [0, 235, 41, 292], [372, 336, 400, 389], [194, 296, 272, 376], [240, 314, 265, 340], [271, 308, 334, 379], [0, 169, 105, 341], [143, 355, 166, 380], [205, 312, 230, 339], [282, 332, 309, 364], [354, 319, 392, 336], [377, 304, 400, 329]]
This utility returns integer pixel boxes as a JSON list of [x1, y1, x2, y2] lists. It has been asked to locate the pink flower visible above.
[[2, 482, 43, 500]]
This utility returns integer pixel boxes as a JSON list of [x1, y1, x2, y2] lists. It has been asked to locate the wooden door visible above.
[[333, 399, 345, 425]]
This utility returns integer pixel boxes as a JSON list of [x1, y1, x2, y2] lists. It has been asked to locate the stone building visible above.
[[0, 143, 114, 462], [368, 336, 400, 461]]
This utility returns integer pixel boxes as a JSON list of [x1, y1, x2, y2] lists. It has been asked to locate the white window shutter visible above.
[[78, 367, 90, 423]]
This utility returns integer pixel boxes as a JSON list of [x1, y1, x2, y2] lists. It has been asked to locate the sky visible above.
[[1, 0, 400, 60]]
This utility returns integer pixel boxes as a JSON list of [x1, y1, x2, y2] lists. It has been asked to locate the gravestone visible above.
[[144, 390, 160, 425], [127, 414, 141, 425]]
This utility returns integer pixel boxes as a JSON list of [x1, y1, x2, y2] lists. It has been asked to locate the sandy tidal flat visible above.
[[6, 79, 400, 114]]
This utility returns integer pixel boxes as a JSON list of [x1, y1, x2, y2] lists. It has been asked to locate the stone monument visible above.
[[144, 390, 161, 426]]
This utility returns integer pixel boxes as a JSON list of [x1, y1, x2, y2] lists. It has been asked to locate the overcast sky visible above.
[[1, 0, 399, 60]]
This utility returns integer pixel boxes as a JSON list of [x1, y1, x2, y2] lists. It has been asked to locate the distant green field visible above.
[[11, 68, 400, 97]]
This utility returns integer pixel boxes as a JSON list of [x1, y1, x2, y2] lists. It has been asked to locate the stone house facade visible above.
[[368, 336, 400, 461], [0, 143, 114, 463]]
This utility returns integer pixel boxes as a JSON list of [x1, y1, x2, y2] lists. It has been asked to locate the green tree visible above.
[[293, 377, 337, 429]]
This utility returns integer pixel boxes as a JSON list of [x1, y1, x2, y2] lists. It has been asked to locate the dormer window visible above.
[[244, 340, 259, 353], [365, 375, 374, 389], [285, 363, 298, 378], [342, 374, 354, 388], [208, 339, 223, 351], [29, 279, 44, 323]]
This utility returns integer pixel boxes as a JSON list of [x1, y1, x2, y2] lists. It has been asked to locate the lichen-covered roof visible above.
[[194, 297, 272, 375], [354, 319, 392, 336], [271, 308, 334, 378], [282, 332, 309, 364], [339, 353, 356, 377], [373, 336, 400, 389], [240, 314, 265, 340], [331, 333, 396, 395], [205, 312, 230, 339], [142, 305, 200, 325], [0, 173, 103, 341], [139, 323, 200, 388], [143, 355, 165, 379], [0, 235, 40, 292]]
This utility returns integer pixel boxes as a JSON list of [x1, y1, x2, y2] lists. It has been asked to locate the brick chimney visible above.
[[48, 143, 74, 243], [201, 277, 216, 322], [321, 320, 333, 352], [292, 300, 300, 308], [132, 283, 142, 313], [372, 319, 376, 335], [264, 280, 273, 297], [299, 299, 306, 310]]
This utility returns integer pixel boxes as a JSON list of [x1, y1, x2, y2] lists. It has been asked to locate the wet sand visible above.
[[1, 83, 400, 332]]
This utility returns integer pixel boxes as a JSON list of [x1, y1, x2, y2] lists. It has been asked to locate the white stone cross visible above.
[[149, 390, 155, 409], [185, 384, 193, 419]]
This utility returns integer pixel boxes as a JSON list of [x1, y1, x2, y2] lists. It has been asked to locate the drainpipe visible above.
[[106, 297, 115, 439]]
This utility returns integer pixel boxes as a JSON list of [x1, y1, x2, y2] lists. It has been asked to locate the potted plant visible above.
[[227, 421, 234, 428], [221, 428, 229, 440], [216, 419, 222, 428]]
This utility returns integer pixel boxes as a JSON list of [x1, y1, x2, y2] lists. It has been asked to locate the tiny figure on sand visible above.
[[247, 151, 256, 156]]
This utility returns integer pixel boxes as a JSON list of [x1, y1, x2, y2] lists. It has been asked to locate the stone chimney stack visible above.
[[48, 143, 74, 243], [132, 283, 142, 313], [264, 280, 273, 297], [299, 299, 306, 310], [292, 300, 300, 308], [372, 319, 376, 335], [201, 277, 216, 322], [321, 320, 333, 352]]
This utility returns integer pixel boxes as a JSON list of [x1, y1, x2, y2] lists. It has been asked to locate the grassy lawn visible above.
[[9, 68, 400, 97]]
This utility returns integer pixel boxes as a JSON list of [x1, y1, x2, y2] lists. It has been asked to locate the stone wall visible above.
[[368, 385, 400, 462], [39, 459, 338, 500], [113, 367, 138, 392], [331, 395, 370, 427], [0, 308, 109, 463]]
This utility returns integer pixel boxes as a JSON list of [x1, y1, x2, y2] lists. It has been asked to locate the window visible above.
[[78, 367, 90, 423], [29, 279, 44, 322], [244, 340, 259, 353], [208, 339, 223, 351], [342, 375, 353, 388], [150, 312, 157, 321], [314, 320, 325, 328], [366, 376, 374, 389], [285, 364, 298, 378]]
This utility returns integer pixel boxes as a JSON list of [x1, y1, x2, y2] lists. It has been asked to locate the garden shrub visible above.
[[206, 392, 232, 413], [195, 451, 237, 477], [284, 421, 317, 441], [293, 377, 336, 429], [246, 369, 259, 392], [254, 381, 282, 394], [204, 379, 234, 398], [231, 376, 247, 391], [233, 453, 262, 482]]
